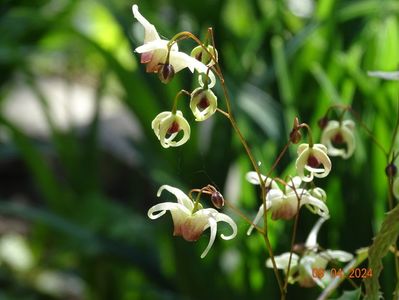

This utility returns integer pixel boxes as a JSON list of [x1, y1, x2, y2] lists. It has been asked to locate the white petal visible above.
[[302, 194, 330, 219], [313, 143, 328, 153], [342, 120, 355, 130], [312, 147, 332, 178], [339, 126, 356, 159], [157, 185, 194, 210], [169, 52, 217, 88], [266, 252, 299, 269], [200, 217, 217, 258], [245, 171, 278, 189], [247, 204, 263, 235], [132, 4, 161, 43], [214, 213, 237, 240], [147, 202, 188, 219], [297, 143, 309, 155], [267, 189, 285, 204], [135, 40, 169, 54], [295, 149, 313, 182], [321, 250, 353, 262], [305, 218, 327, 249], [285, 176, 302, 193]]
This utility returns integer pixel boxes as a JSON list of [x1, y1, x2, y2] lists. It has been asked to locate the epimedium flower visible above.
[[296, 143, 332, 182], [148, 185, 237, 258], [191, 45, 218, 66], [151, 111, 190, 148], [266, 218, 353, 288], [189, 87, 218, 121], [321, 120, 356, 159], [246, 172, 329, 234], [132, 4, 216, 87]]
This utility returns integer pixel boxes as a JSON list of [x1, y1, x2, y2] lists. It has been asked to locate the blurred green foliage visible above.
[[0, 0, 398, 299]]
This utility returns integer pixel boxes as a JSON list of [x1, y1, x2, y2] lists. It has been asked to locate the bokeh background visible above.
[[0, 0, 398, 299]]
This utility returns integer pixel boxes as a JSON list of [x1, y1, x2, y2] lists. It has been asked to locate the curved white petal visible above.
[[313, 143, 328, 153], [321, 250, 353, 262], [173, 114, 191, 147], [305, 218, 327, 249], [245, 172, 278, 189], [295, 148, 313, 182], [286, 176, 302, 193], [312, 147, 332, 178], [339, 126, 356, 159], [169, 52, 217, 88], [157, 185, 194, 210], [267, 189, 285, 204], [200, 217, 217, 258], [214, 213, 237, 240], [342, 119, 355, 130], [135, 39, 169, 54], [247, 204, 266, 235], [302, 194, 330, 219], [132, 4, 160, 43], [147, 202, 188, 219], [151, 111, 171, 137], [266, 252, 299, 269], [297, 143, 309, 155]]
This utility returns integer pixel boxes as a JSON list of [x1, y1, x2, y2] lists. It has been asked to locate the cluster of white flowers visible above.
[[266, 218, 353, 288], [133, 4, 218, 149], [132, 5, 358, 289]]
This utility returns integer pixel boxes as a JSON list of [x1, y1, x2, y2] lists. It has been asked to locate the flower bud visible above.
[[385, 163, 397, 177], [290, 129, 302, 144], [158, 63, 175, 84], [211, 191, 224, 209]]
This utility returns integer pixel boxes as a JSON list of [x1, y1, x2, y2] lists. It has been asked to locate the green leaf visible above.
[[364, 203, 399, 299]]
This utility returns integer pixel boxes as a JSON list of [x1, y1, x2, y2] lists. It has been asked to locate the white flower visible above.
[[321, 120, 355, 159], [148, 185, 237, 258], [296, 143, 332, 182], [266, 218, 353, 288], [190, 87, 218, 121], [190, 45, 218, 66], [132, 5, 216, 88], [151, 111, 190, 148], [246, 172, 329, 234]]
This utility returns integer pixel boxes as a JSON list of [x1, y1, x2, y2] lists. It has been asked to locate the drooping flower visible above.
[[321, 120, 355, 159], [266, 218, 353, 288], [246, 172, 329, 234], [189, 87, 218, 121], [296, 143, 332, 182], [148, 185, 237, 258], [191, 45, 218, 66], [132, 4, 216, 87], [151, 111, 190, 148]]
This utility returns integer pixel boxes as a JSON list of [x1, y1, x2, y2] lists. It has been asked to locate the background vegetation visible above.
[[0, 0, 398, 299]]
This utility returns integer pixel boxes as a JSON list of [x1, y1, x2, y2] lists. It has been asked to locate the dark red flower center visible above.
[[198, 96, 210, 110], [307, 155, 321, 168], [167, 121, 180, 134], [332, 132, 344, 144]]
